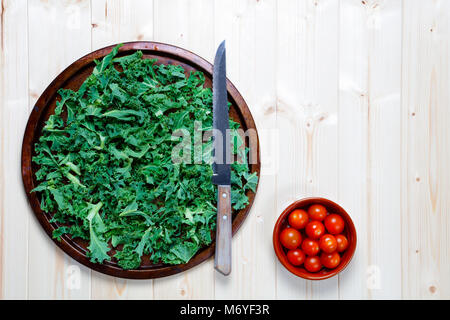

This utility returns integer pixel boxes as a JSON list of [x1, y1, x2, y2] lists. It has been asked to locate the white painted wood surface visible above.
[[0, 0, 449, 299]]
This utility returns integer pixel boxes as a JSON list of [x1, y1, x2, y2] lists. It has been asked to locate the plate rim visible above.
[[20, 41, 261, 279]]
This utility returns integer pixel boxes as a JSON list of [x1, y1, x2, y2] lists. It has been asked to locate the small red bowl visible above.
[[273, 197, 357, 280]]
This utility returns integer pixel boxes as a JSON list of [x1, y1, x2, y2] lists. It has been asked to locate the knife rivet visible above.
[[222, 193, 227, 198]]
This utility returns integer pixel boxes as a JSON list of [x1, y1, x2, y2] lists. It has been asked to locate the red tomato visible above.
[[301, 238, 320, 256], [308, 204, 327, 221], [305, 221, 325, 239], [324, 214, 345, 234], [287, 249, 306, 266], [288, 209, 309, 230], [320, 252, 341, 269], [319, 234, 337, 253], [304, 256, 322, 273], [335, 234, 349, 252], [279, 228, 302, 250]]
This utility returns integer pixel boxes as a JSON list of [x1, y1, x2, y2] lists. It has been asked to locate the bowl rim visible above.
[[273, 197, 357, 280]]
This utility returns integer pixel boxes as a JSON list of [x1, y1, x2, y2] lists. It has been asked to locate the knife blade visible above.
[[212, 40, 232, 276]]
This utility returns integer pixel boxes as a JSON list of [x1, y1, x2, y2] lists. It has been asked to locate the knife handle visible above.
[[214, 185, 232, 276]]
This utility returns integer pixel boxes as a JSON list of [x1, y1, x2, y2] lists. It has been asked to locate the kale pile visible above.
[[32, 44, 257, 269]]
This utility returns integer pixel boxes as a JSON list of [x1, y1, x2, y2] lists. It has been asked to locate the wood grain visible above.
[[338, 0, 402, 299], [214, 185, 232, 276], [27, 0, 92, 300], [90, 0, 155, 299], [274, 0, 307, 299], [401, 0, 450, 299], [21, 42, 260, 279], [212, 0, 279, 300], [0, 0, 29, 299], [152, 0, 216, 300], [274, 0, 340, 299], [1, 0, 450, 299]]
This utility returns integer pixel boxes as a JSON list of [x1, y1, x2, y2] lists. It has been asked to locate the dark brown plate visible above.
[[21, 41, 260, 279]]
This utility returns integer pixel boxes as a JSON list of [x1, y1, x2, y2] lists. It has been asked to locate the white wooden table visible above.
[[1, 0, 449, 300]]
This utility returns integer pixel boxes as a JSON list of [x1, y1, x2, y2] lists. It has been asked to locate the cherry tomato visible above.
[[287, 249, 306, 266], [301, 238, 320, 256], [279, 228, 302, 250], [320, 252, 341, 269], [308, 204, 327, 221], [335, 234, 349, 252], [304, 256, 322, 273], [324, 214, 345, 234], [305, 221, 325, 239], [288, 209, 309, 230], [319, 234, 337, 253]]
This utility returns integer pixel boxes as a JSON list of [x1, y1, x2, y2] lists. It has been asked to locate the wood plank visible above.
[[3, 0, 450, 300], [152, 0, 215, 299], [274, 0, 339, 299], [401, 0, 450, 299], [338, 0, 402, 299], [27, 0, 92, 299], [91, 0, 154, 51], [0, 0, 29, 299], [90, 0, 154, 299], [213, 0, 278, 300], [247, 0, 277, 300], [90, 272, 152, 300], [273, 0, 307, 299]]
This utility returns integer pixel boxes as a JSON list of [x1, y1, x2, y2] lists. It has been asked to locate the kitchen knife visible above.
[[212, 40, 232, 276]]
